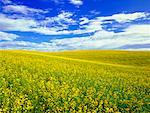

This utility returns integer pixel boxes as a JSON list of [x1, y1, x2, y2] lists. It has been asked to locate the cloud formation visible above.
[[70, 0, 83, 5], [1, 24, 150, 51], [1, 0, 12, 4], [0, 31, 19, 41], [0, 0, 150, 51], [3, 5, 48, 15], [0, 11, 148, 36]]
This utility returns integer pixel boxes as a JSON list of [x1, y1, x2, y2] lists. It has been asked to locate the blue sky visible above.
[[0, 0, 150, 51]]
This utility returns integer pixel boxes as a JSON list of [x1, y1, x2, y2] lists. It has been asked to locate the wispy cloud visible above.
[[50, 0, 83, 6], [0, 41, 61, 51], [0, 13, 37, 31], [69, 0, 83, 6], [0, 11, 148, 35], [48, 24, 150, 50], [0, 0, 150, 51], [79, 17, 89, 25], [0, 31, 19, 41], [3, 5, 48, 15], [1, 24, 150, 51], [90, 10, 100, 15], [0, 0, 150, 52], [98, 12, 149, 23], [0, 0, 12, 4]]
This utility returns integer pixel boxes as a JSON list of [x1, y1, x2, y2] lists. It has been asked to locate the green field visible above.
[[0, 50, 150, 112]]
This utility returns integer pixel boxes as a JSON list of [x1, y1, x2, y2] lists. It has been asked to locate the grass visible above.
[[0, 50, 150, 112]]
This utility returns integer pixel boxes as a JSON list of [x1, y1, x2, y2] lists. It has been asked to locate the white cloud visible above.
[[79, 12, 148, 29], [79, 12, 149, 35], [47, 24, 150, 50], [97, 12, 149, 23], [51, 0, 64, 4], [0, 12, 149, 36], [90, 10, 100, 15], [70, 0, 83, 5], [91, 24, 150, 41], [0, 0, 149, 51], [0, 31, 19, 41], [0, 11, 150, 51], [0, 11, 79, 35], [3, 5, 48, 15], [57, 11, 73, 20], [0, 0, 12, 4], [46, 11, 75, 24], [84, 21, 103, 31], [123, 24, 150, 34], [0, 13, 37, 31], [0, 41, 61, 51], [79, 17, 89, 25], [1, 24, 150, 51], [0, 12, 90, 35]]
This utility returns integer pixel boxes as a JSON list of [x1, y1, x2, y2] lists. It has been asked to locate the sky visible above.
[[0, 0, 150, 51]]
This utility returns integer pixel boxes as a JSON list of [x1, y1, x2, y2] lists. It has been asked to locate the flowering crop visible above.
[[0, 50, 150, 112]]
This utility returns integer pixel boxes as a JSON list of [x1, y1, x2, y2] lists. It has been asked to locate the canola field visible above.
[[0, 50, 150, 113]]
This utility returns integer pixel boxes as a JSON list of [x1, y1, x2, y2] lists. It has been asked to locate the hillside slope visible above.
[[0, 50, 150, 112]]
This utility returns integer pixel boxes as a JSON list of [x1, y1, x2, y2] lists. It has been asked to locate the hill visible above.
[[0, 50, 150, 112]]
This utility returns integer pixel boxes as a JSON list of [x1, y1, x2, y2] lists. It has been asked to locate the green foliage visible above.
[[0, 50, 150, 112]]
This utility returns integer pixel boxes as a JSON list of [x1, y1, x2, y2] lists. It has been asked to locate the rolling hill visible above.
[[0, 50, 150, 112]]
